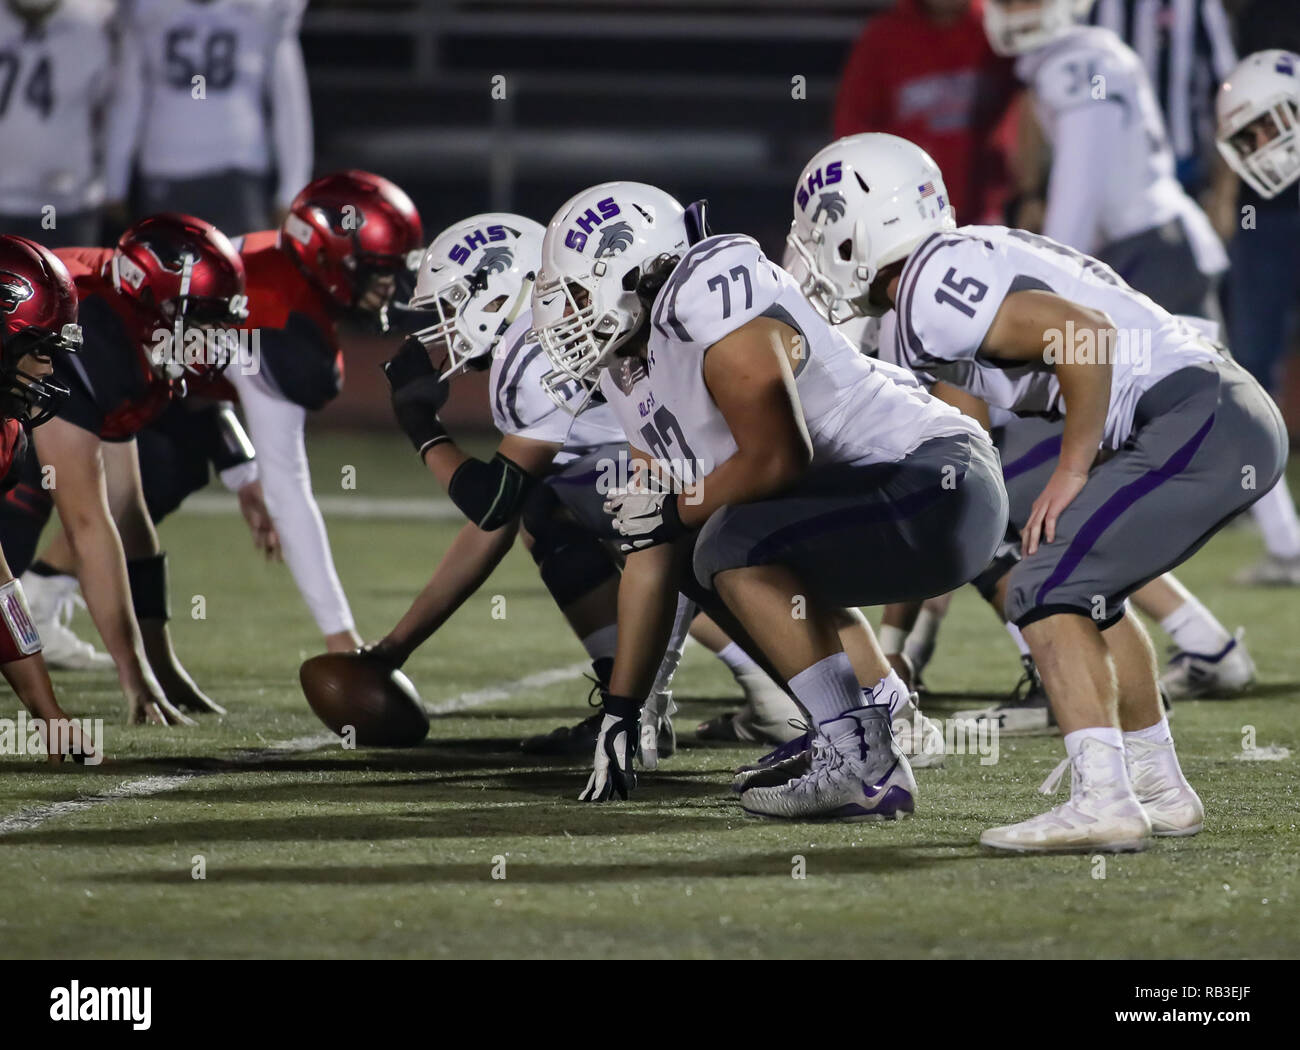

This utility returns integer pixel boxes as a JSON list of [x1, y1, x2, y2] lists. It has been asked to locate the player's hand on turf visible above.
[[579, 695, 641, 802], [604, 488, 686, 552], [237, 480, 282, 562], [126, 676, 197, 727], [1023, 466, 1088, 556], [384, 337, 452, 455]]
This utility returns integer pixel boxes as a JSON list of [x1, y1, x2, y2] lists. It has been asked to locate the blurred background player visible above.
[[23, 171, 424, 662], [0, 235, 97, 760], [0, 213, 248, 724], [833, 0, 1018, 225], [0, 0, 136, 247], [1217, 40, 1300, 585], [120, 0, 312, 235]]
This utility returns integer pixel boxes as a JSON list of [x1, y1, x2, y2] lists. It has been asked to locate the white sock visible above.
[[863, 668, 911, 718], [1005, 621, 1031, 657], [878, 623, 907, 655], [1124, 715, 1173, 746], [1159, 597, 1231, 655], [1249, 476, 1300, 559], [580, 624, 619, 663], [716, 641, 758, 676], [789, 652, 861, 725], [1063, 727, 1128, 787], [902, 609, 942, 674]]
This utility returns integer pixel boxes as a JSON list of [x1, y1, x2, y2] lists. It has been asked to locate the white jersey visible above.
[[489, 312, 625, 464], [892, 225, 1221, 449], [0, 0, 134, 213], [1019, 26, 1226, 275], [598, 234, 985, 488], [125, 0, 312, 209]]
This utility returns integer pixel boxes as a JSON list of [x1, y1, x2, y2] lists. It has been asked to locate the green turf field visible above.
[[0, 430, 1296, 960]]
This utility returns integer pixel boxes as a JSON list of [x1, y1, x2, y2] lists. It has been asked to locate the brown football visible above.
[[299, 652, 430, 747]]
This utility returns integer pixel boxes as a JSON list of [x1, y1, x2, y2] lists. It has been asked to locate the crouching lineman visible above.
[[370, 212, 801, 765], [0, 214, 249, 724], [789, 133, 1287, 850], [21, 171, 425, 661], [0, 236, 97, 761], [534, 182, 1008, 814]]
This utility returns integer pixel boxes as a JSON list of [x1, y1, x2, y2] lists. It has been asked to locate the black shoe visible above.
[[520, 660, 610, 756], [951, 655, 1057, 736]]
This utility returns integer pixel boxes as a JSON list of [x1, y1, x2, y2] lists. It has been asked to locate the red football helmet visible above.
[[280, 170, 423, 310], [0, 235, 80, 426], [111, 213, 248, 383]]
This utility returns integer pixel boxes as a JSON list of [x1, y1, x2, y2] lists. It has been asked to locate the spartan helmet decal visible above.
[[0, 271, 35, 314], [478, 246, 514, 277], [812, 191, 847, 225], [594, 221, 635, 258]]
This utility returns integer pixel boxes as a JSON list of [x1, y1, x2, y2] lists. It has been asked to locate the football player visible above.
[[789, 132, 1287, 851], [0, 235, 97, 761], [988, 0, 1300, 594], [372, 212, 801, 764], [0, 214, 249, 725], [1216, 49, 1300, 586], [0, 0, 136, 247], [533, 182, 1008, 812], [21, 171, 425, 661], [120, 0, 311, 234]]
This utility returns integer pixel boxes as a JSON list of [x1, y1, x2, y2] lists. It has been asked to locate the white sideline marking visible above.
[[0, 663, 589, 836], [182, 492, 459, 520]]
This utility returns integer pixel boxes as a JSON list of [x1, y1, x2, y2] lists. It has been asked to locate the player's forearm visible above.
[[609, 543, 685, 701], [379, 519, 519, 664], [1054, 354, 1113, 472], [64, 517, 147, 685], [2, 654, 69, 724], [676, 446, 809, 529], [422, 440, 470, 491]]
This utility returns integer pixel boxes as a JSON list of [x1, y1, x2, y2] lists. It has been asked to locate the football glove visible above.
[[384, 336, 452, 457], [578, 693, 641, 802], [604, 488, 686, 552]]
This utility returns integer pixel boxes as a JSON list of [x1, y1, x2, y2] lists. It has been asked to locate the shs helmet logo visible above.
[[563, 197, 621, 253], [796, 162, 843, 212], [448, 223, 511, 266]]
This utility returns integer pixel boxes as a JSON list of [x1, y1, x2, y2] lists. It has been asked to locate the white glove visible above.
[[578, 697, 640, 802], [603, 488, 685, 552]]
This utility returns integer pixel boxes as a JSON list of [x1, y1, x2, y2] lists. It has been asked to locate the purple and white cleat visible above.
[[739, 705, 916, 821]]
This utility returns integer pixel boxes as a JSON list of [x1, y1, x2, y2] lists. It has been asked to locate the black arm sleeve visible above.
[[447, 453, 537, 531]]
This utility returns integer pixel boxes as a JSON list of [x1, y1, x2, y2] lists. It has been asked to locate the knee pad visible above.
[[127, 552, 170, 621], [520, 484, 617, 606], [971, 538, 1021, 605]]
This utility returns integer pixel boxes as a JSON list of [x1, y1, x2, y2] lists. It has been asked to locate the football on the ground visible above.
[[299, 652, 430, 747]]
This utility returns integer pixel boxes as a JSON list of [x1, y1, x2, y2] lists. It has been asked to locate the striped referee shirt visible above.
[[1089, 0, 1237, 167]]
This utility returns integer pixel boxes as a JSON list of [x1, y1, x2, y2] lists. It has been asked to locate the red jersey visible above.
[[832, 0, 1017, 224], [53, 248, 175, 441], [197, 231, 343, 409]]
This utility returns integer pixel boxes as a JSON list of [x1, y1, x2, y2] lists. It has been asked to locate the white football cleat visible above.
[[638, 691, 678, 771], [980, 738, 1152, 853], [891, 692, 945, 769], [1124, 736, 1204, 837], [1233, 553, 1300, 586], [697, 670, 805, 745], [740, 705, 916, 822], [21, 571, 114, 672], [1159, 627, 1256, 700]]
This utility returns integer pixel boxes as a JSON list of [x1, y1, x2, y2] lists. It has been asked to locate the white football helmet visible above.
[[409, 213, 543, 376], [533, 182, 689, 401], [1216, 50, 1300, 200], [787, 133, 955, 322], [983, 0, 1095, 57]]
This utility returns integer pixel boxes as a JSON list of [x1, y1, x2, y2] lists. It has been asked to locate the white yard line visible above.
[[182, 493, 459, 520], [0, 663, 589, 836]]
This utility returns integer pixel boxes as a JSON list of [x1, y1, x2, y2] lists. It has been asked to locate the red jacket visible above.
[[833, 0, 1017, 223]]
